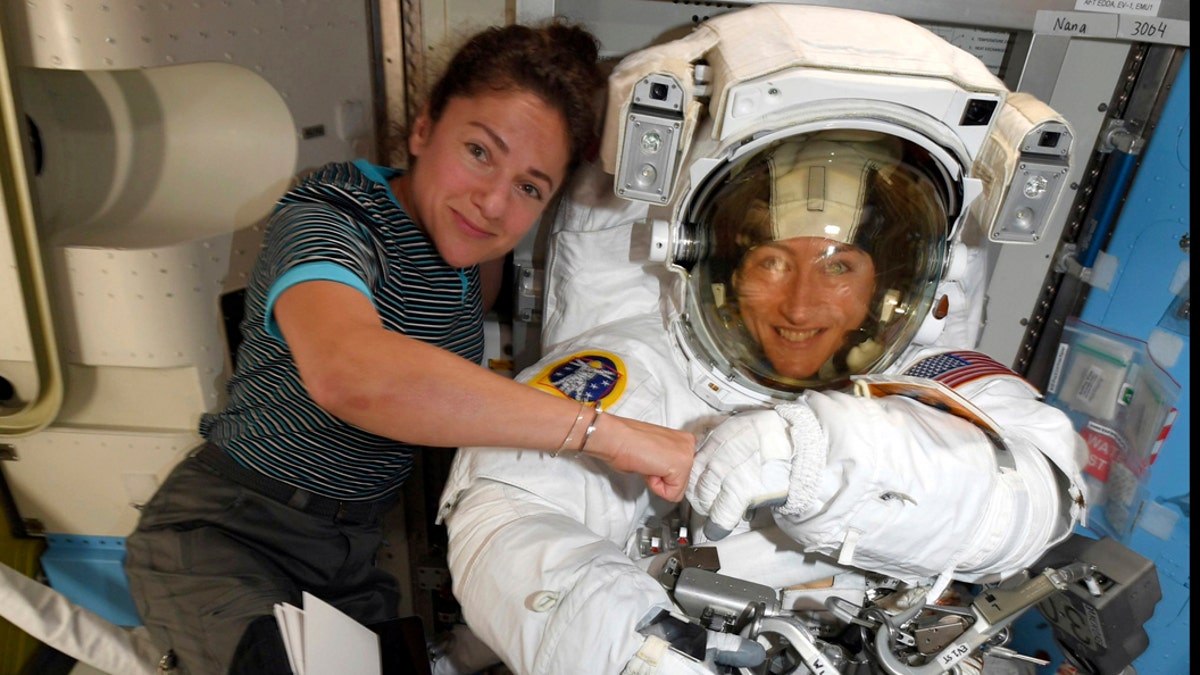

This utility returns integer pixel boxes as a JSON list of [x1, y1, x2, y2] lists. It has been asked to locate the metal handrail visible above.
[[0, 17, 63, 436]]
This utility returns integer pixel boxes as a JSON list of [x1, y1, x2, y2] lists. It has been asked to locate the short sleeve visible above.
[[258, 202, 380, 340]]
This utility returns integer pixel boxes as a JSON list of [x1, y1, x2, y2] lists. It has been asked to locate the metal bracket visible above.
[[514, 263, 543, 324], [1099, 119, 1146, 155], [416, 566, 449, 592]]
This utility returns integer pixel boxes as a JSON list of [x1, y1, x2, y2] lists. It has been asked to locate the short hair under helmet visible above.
[[678, 129, 950, 395]]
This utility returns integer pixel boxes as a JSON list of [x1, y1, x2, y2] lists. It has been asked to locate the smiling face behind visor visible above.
[[683, 130, 949, 394]]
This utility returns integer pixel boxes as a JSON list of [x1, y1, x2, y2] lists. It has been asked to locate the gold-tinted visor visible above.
[[683, 130, 949, 393]]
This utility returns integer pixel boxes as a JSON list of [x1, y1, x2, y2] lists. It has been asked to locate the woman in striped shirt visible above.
[[124, 19, 695, 675]]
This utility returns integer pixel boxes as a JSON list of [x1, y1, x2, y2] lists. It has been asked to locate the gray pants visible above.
[[125, 445, 401, 674]]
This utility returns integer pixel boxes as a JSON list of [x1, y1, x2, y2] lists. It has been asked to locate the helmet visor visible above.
[[684, 130, 949, 393]]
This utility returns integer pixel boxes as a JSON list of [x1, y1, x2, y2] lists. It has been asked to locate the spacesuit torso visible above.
[[435, 164, 1085, 675]]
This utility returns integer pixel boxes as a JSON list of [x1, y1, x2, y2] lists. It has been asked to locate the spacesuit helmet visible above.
[[681, 129, 949, 395]]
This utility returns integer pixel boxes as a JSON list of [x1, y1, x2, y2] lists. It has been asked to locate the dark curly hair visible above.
[[425, 19, 605, 174]]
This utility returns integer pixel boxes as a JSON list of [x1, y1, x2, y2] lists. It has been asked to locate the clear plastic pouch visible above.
[[1045, 318, 1181, 540]]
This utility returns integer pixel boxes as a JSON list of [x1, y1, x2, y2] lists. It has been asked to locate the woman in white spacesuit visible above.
[[433, 6, 1089, 674], [433, 130, 1088, 675]]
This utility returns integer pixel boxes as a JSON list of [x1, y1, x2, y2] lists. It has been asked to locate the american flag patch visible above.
[[904, 351, 1021, 389]]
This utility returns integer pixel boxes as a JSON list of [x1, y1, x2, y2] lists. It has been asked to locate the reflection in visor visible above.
[[684, 130, 949, 394]]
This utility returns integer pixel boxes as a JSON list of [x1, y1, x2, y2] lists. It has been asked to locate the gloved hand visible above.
[[687, 409, 794, 540], [622, 609, 766, 674]]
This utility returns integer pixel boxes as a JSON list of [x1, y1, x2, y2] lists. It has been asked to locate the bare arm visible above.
[[275, 280, 694, 500]]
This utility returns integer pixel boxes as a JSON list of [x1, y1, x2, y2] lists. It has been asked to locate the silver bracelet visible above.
[[580, 402, 604, 453], [552, 402, 587, 458]]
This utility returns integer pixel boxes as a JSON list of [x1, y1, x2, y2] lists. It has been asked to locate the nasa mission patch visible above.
[[529, 350, 627, 407]]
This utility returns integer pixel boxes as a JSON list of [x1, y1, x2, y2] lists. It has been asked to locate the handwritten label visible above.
[[1117, 16, 1190, 45], [806, 655, 835, 675], [1036, 11, 1188, 45], [1075, 0, 1161, 17], [938, 642, 972, 669], [1035, 11, 1120, 37]]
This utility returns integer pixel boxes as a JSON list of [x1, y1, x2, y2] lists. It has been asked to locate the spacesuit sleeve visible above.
[[436, 327, 687, 675], [767, 351, 1086, 585], [441, 479, 673, 675]]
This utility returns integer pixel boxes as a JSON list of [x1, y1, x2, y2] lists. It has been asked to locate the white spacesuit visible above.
[[435, 5, 1088, 674]]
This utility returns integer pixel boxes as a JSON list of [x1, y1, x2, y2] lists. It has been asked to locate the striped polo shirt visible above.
[[200, 160, 484, 500]]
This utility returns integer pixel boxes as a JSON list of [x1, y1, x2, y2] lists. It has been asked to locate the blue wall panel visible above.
[[1076, 51, 1190, 675], [1016, 52, 1189, 675]]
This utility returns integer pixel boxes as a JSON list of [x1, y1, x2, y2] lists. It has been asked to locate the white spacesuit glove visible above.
[[622, 609, 766, 675], [687, 408, 798, 540]]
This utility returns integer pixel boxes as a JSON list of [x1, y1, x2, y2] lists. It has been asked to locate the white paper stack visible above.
[[273, 592, 381, 675]]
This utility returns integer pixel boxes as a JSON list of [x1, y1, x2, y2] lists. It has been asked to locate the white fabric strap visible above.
[[622, 635, 671, 675], [926, 565, 959, 607], [837, 528, 863, 567], [0, 562, 159, 675]]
